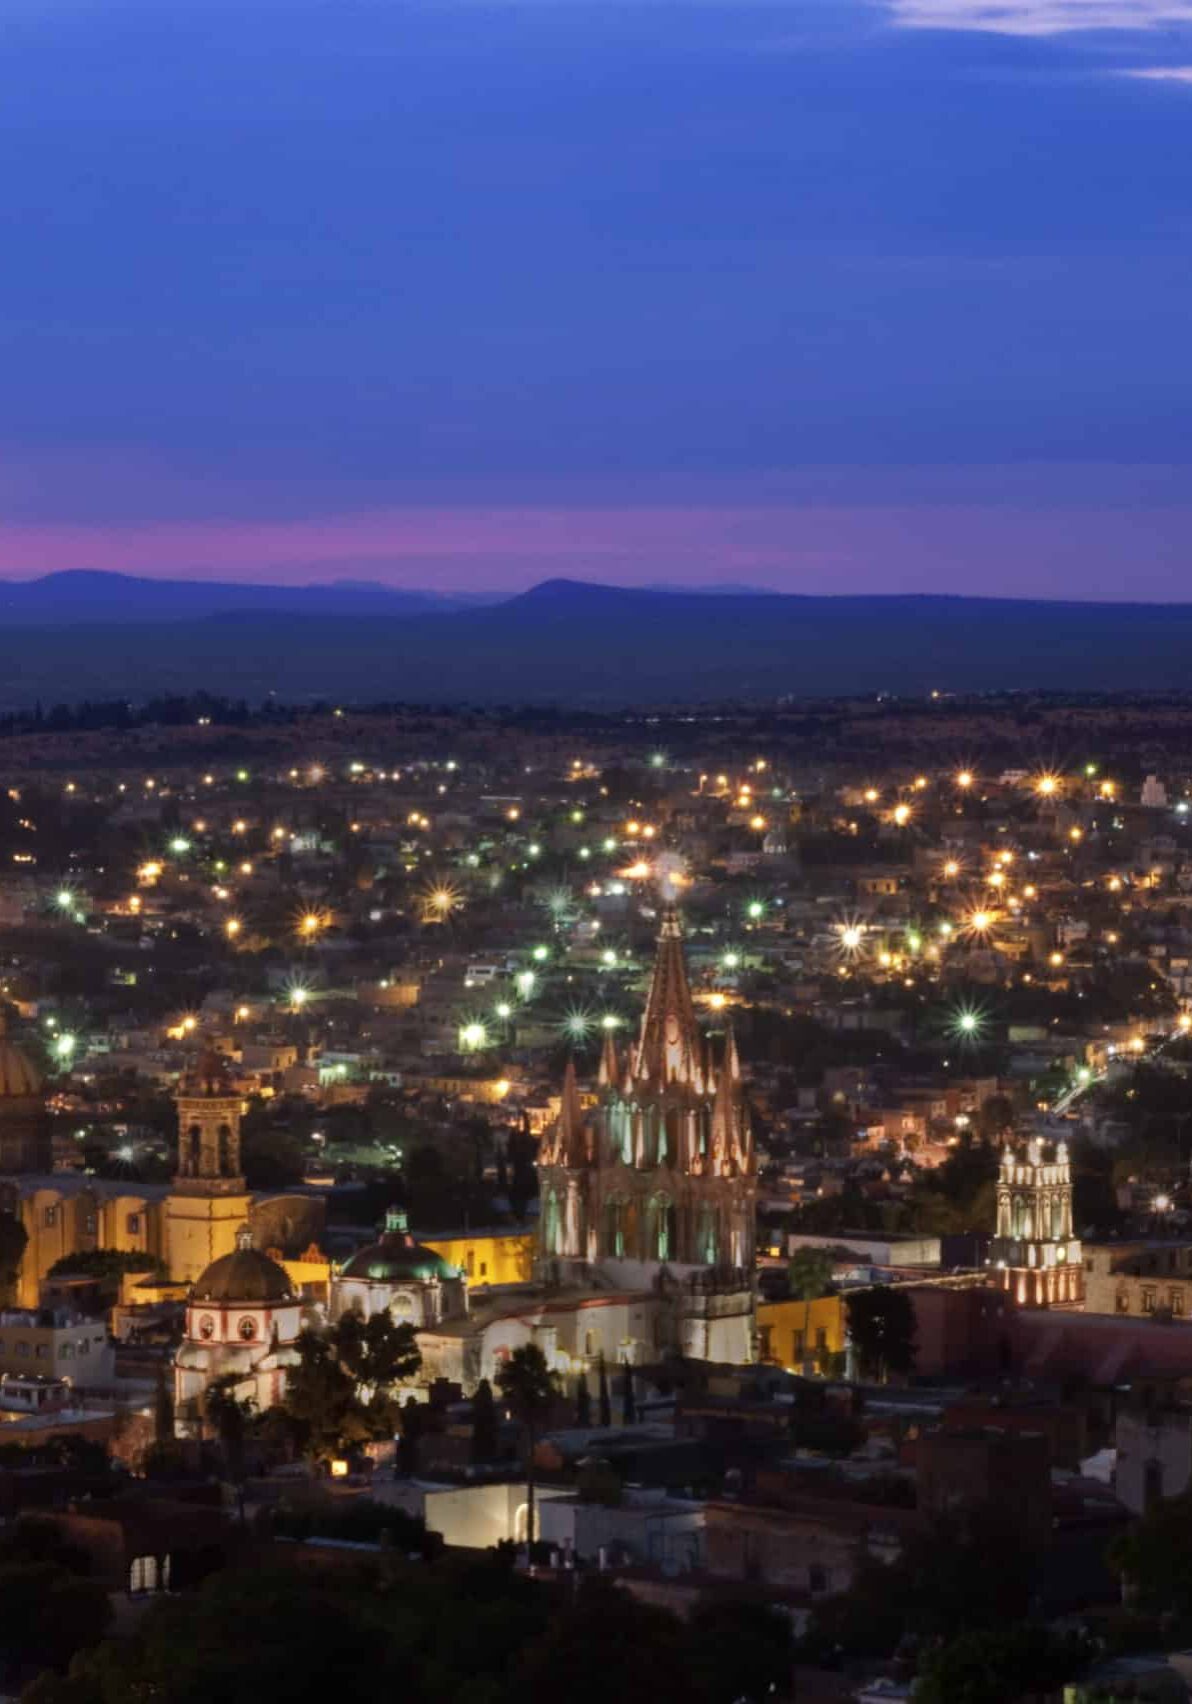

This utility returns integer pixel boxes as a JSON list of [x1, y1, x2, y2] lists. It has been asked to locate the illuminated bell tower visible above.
[[165, 1050, 252, 1284], [990, 1137, 1082, 1307]]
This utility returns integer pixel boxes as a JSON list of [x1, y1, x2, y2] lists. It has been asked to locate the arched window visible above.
[[664, 1108, 680, 1168], [696, 1205, 719, 1265], [217, 1124, 234, 1175], [649, 1195, 675, 1261], [604, 1197, 626, 1258], [186, 1124, 202, 1175]]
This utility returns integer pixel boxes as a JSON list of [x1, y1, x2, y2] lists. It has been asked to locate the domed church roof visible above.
[[191, 1228, 295, 1305], [339, 1207, 459, 1284], [0, 1012, 43, 1101]]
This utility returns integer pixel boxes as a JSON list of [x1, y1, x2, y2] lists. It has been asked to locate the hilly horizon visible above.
[[3, 574, 1192, 708], [0, 569, 482, 624]]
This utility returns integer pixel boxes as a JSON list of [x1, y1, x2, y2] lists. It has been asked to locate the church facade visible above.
[[990, 1137, 1083, 1308], [174, 1228, 303, 1429], [535, 905, 757, 1364]]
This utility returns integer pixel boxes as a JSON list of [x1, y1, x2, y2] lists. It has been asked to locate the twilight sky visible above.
[[5, 0, 1192, 598]]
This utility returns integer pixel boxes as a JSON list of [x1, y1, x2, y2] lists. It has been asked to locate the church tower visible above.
[[165, 1050, 252, 1284], [537, 906, 756, 1359], [990, 1137, 1082, 1307]]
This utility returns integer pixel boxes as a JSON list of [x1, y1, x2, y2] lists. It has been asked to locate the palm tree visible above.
[[203, 1374, 256, 1518], [597, 1352, 612, 1428], [495, 1344, 558, 1558], [787, 1246, 836, 1374]]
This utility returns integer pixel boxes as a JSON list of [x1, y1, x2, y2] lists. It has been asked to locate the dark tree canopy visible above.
[[844, 1285, 917, 1383]]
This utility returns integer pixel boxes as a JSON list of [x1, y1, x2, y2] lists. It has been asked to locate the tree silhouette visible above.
[[154, 1367, 175, 1443], [597, 1352, 612, 1428], [0, 1213, 28, 1304], [787, 1246, 836, 1373], [844, 1286, 917, 1383], [471, 1378, 498, 1464], [575, 1372, 592, 1428], [203, 1375, 255, 1510], [496, 1344, 558, 1554], [621, 1364, 636, 1426]]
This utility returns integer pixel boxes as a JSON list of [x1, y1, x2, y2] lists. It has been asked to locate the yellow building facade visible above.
[[423, 1229, 533, 1287], [756, 1294, 846, 1374], [3, 1181, 167, 1309]]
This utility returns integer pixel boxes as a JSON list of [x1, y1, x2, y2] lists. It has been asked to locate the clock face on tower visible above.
[[198, 1315, 215, 1340], [238, 1316, 258, 1342]]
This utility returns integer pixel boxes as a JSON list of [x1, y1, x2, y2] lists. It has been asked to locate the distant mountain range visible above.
[[0, 570, 474, 624], [2, 572, 1192, 707]]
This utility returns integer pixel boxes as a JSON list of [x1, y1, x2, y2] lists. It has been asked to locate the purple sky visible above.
[[5, 0, 1192, 599]]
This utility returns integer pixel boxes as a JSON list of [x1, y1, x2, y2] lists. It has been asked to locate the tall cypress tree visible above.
[[398, 1395, 422, 1476], [471, 1378, 498, 1463], [154, 1365, 175, 1442], [597, 1353, 612, 1428], [621, 1365, 636, 1426], [576, 1372, 592, 1428]]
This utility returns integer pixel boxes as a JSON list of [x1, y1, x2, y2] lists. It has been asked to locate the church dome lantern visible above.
[[339, 1207, 459, 1284]]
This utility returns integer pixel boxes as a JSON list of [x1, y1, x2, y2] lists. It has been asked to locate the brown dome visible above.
[[0, 1014, 42, 1101], [191, 1233, 294, 1305]]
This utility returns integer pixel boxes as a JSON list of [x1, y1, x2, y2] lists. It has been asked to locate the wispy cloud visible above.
[[1123, 63, 1192, 80], [885, 1, 1192, 34]]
